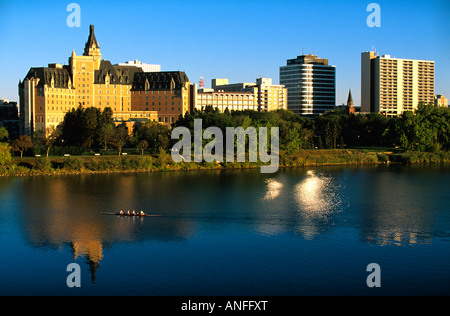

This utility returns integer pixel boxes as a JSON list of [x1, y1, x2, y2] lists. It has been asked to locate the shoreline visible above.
[[0, 161, 381, 178], [1, 149, 449, 178]]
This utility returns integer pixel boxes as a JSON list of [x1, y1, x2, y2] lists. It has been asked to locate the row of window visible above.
[[135, 107, 181, 112]]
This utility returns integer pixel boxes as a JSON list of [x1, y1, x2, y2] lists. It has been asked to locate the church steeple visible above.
[[84, 25, 101, 57], [347, 89, 354, 108], [347, 88, 355, 114]]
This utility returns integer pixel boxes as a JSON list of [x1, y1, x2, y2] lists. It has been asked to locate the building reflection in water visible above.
[[357, 168, 435, 246], [18, 174, 197, 283]]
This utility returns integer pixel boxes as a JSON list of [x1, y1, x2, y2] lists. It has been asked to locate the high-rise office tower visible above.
[[280, 54, 336, 116], [361, 51, 435, 117]]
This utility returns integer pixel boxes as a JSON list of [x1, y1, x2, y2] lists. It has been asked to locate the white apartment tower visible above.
[[361, 51, 435, 117]]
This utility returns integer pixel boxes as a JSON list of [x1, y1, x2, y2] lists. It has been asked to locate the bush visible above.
[[0, 142, 12, 165], [137, 156, 154, 169], [62, 157, 84, 171], [33, 158, 53, 172], [377, 154, 390, 163]]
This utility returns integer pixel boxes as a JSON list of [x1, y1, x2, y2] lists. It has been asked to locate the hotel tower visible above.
[[280, 54, 336, 116]]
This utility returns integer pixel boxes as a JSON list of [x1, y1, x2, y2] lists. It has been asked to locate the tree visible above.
[[81, 107, 101, 148], [98, 123, 115, 151], [108, 124, 129, 156], [60, 106, 115, 148], [61, 107, 83, 146], [11, 135, 33, 158], [33, 127, 60, 157], [284, 127, 302, 154], [0, 127, 9, 142], [138, 140, 149, 155], [0, 142, 12, 165], [133, 121, 170, 153]]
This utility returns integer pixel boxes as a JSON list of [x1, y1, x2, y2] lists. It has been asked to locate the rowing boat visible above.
[[102, 212, 163, 217]]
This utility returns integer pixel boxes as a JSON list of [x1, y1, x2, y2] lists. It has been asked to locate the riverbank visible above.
[[1, 149, 449, 177]]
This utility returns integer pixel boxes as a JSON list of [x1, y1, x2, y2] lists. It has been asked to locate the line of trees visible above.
[[1, 104, 449, 163], [173, 104, 450, 154], [56, 107, 171, 156]]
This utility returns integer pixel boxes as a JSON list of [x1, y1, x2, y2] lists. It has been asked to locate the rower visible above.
[[132, 210, 136, 216], [127, 210, 131, 216], [119, 210, 124, 215], [140, 210, 146, 216]]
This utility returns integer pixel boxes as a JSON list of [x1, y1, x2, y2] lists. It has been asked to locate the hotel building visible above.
[[195, 77, 287, 112], [361, 51, 435, 117], [280, 54, 336, 116], [130, 71, 192, 125], [19, 25, 191, 135], [194, 88, 257, 112]]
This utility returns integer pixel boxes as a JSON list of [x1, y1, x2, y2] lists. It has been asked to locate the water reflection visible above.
[[15, 174, 200, 282], [263, 179, 283, 200], [294, 170, 343, 218], [2, 166, 449, 286], [355, 167, 441, 246]]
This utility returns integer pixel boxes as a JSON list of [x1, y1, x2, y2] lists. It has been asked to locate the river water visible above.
[[0, 165, 449, 296]]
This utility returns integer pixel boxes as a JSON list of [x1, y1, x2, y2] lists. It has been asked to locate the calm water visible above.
[[0, 165, 449, 296]]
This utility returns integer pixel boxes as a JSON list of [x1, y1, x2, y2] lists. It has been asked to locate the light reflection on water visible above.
[[263, 179, 283, 200], [294, 170, 344, 217]]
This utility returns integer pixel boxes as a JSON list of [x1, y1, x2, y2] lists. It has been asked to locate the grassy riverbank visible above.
[[1, 149, 449, 177]]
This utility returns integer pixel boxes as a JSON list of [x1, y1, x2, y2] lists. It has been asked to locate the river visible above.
[[0, 165, 449, 296]]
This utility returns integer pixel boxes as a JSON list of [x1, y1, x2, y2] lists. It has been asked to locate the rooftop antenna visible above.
[[199, 76, 205, 88]]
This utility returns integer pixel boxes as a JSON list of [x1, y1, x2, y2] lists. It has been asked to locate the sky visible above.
[[0, 0, 449, 106]]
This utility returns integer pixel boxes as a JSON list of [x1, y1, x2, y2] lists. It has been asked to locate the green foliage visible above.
[[156, 147, 170, 168], [0, 142, 12, 165], [108, 123, 130, 156], [33, 158, 53, 172], [2, 104, 447, 177], [133, 121, 171, 153], [62, 157, 83, 171], [173, 106, 450, 155], [0, 127, 9, 142], [383, 105, 450, 152], [60, 106, 115, 149], [33, 127, 60, 157]]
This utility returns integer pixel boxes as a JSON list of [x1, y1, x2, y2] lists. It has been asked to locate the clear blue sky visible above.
[[0, 0, 449, 106]]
